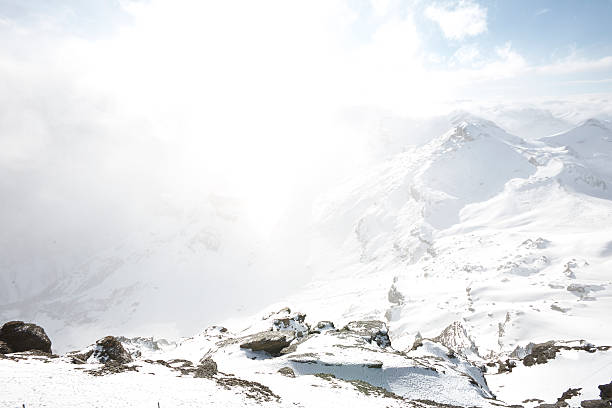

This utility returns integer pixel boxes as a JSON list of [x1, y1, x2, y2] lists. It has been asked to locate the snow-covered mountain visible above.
[[293, 115, 612, 351], [2, 115, 612, 407], [0, 196, 309, 352]]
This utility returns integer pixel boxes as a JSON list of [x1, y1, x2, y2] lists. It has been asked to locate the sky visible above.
[[1, 0, 612, 333]]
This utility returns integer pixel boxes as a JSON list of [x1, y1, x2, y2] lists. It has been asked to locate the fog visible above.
[[1, 0, 611, 350]]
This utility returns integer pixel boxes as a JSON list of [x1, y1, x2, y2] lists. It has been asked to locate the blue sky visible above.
[[421, 0, 612, 61]]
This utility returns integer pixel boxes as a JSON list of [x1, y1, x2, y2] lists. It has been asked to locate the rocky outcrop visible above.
[[194, 357, 218, 378], [0, 321, 52, 353], [523, 341, 560, 366], [92, 336, 132, 364], [496, 359, 516, 373], [343, 320, 391, 348], [272, 312, 309, 338], [239, 332, 293, 356], [432, 321, 480, 359]]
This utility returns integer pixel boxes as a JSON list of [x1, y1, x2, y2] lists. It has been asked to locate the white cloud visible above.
[[452, 44, 481, 65], [425, 0, 487, 41], [537, 55, 612, 75], [535, 8, 551, 16]]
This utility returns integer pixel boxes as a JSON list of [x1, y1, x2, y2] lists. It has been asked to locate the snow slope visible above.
[[2, 115, 612, 407]]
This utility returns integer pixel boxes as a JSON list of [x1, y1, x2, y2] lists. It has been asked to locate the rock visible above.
[[558, 388, 581, 403], [277, 367, 295, 377], [411, 333, 424, 350], [0, 340, 13, 354], [343, 320, 391, 348], [523, 341, 559, 366], [600, 381, 612, 400], [497, 359, 516, 373], [0, 321, 52, 353], [240, 332, 293, 356], [194, 357, 217, 378], [310, 321, 336, 334], [92, 336, 132, 364], [387, 284, 405, 305], [581, 400, 611, 408], [432, 321, 479, 358]]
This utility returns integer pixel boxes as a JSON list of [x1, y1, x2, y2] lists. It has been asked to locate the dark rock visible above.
[[277, 367, 295, 377], [0, 321, 52, 353], [581, 400, 611, 408], [600, 382, 612, 400], [69, 350, 93, 364], [498, 359, 517, 373], [84, 360, 138, 376], [533, 387, 583, 408], [343, 320, 391, 348], [558, 388, 581, 403], [194, 357, 217, 378], [92, 336, 132, 364], [0, 340, 13, 354], [240, 332, 292, 356], [523, 341, 559, 366]]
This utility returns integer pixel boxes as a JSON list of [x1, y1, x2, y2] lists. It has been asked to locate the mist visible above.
[[2, 0, 612, 351]]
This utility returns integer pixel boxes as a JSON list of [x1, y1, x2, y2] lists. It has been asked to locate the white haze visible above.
[[1, 0, 612, 347]]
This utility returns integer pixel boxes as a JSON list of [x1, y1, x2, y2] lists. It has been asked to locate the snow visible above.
[[488, 348, 612, 407], [2, 113, 612, 407]]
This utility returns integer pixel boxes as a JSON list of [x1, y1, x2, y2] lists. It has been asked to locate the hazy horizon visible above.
[[2, 0, 612, 347]]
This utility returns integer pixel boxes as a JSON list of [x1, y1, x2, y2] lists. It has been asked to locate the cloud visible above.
[[0, 0, 433, 310], [425, 0, 487, 41], [537, 55, 612, 75], [535, 8, 551, 16], [2, 0, 612, 314], [451, 44, 481, 65]]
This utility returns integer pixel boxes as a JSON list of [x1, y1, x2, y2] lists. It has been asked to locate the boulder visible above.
[[600, 381, 612, 400], [194, 357, 217, 378], [0, 340, 13, 354], [240, 332, 292, 356], [0, 321, 52, 353], [92, 336, 132, 364]]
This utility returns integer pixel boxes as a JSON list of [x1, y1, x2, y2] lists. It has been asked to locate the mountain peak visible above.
[[448, 111, 500, 130]]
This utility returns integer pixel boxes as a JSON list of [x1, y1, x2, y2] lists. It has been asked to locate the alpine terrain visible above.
[[2, 115, 612, 408]]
